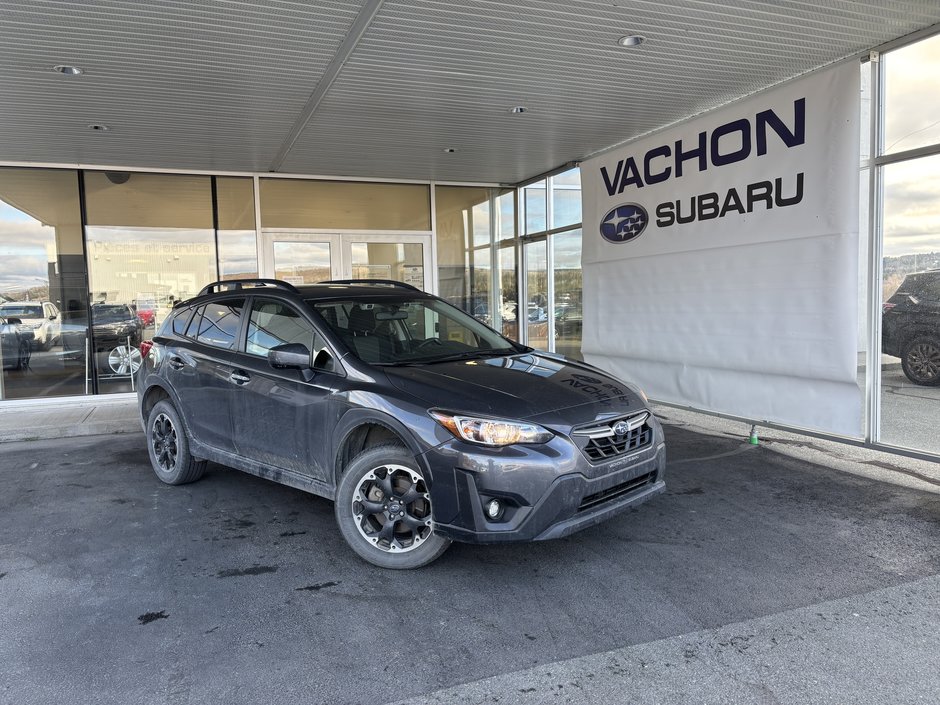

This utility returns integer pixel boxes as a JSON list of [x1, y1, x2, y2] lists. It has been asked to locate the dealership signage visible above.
[[580, 62, 861, 435]]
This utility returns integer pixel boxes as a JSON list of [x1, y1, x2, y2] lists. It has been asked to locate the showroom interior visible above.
[[1, 0, 939, 459]]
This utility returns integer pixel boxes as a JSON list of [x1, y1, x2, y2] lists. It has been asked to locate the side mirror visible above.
[[267, 343, 311, 370]]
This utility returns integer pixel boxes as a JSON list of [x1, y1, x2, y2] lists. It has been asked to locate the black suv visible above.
[[137, 279, 665, 568], [883, 270, 940, 386]]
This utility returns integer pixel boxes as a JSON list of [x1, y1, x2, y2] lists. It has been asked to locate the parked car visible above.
[[882, 269, 940, 386], [62, 303, 144, 374], [137, 279, 665, 569], [0, 316, 32, 370], [0, 301, 60, 351]]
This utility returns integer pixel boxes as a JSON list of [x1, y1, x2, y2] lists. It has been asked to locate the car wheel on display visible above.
[[901, 336, 940, 386], [146, 400, 206, 485], [335, 444, 451, 569], [107, 344, 142, 375]]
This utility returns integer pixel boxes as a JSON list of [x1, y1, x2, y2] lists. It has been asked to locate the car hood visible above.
[[383, 351, 646, 427]]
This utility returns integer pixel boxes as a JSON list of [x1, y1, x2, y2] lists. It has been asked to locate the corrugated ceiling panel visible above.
[[281, 0, 940, 182], [1, 1, 939, 181], [0, 0, 365, 171]]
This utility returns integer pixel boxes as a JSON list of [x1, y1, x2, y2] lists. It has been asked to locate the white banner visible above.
[[581, 62, 861, 436]]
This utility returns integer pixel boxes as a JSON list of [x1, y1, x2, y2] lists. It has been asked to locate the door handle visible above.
[[229, 371, 251, 385], [168, 356, 187, 370]]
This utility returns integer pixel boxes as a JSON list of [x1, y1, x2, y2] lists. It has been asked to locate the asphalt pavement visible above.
[[1, 419, 938, 704]]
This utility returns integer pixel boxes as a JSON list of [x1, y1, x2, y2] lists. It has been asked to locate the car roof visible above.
[[295, 284, 435, 301]]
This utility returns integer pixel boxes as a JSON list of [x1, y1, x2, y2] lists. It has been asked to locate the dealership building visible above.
[[1, 1, 940, 460]]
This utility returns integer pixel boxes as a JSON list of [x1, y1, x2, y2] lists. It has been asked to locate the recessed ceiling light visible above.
[[87, 124, 111, 132], [509, 106, 528, 114], [618, 35, 645, 47], [53, 65, 84, 75], [443, 147, 457, 153]]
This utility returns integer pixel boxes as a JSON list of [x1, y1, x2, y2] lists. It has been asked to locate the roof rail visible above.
[[320, 278, 422, 292], [197, 278, 300, 297]]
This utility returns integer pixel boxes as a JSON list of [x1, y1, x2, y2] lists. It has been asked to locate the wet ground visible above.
[[1, 423, 939, 704]]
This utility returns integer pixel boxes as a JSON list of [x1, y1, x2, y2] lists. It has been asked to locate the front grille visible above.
[[578, 471, 657, 512], [573, 412, 653, 462]]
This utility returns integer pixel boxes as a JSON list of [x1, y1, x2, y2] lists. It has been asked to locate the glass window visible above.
[[246, 299, 314, 357], [260, 179, 430, 230], [273, 241, 332, 285], [350, 242, 424, 287], [217, 177, 258, 280], [883, 33, 940, 155], [524, 181, 547, 234], [84, 171, 217, 393], [435, 186, 514, 321], [551, 169, 582, 230], [172, 308, 194, 337], [525, 239, 548, 350], [498, 244, 518, 341], [0, 168, 89, 400], [195, 299, 244, 350], [879, 153, 940, 454], [553, 229, 583, 361]]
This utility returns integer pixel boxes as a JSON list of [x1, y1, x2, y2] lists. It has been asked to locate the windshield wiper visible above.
[[412, 348, 518, 365]]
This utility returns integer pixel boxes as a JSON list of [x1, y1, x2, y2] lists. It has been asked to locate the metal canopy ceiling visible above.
[[1, 0, 939, 184]]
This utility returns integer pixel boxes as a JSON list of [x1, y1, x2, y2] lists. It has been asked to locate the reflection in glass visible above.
[[525, 240, 548, 350], [884, 33, 940, 155], [217, 177, 258, 280], [274, 242, 332, 285], [551, 169, 582, 230], [553, 229, 583, 360], [524, 182, 547, 234], [879, 154, 940, 454], [498, 244, 518, 341], [435, 186, 515, 325], [351, 242, 424, 288], [0, 168, 88, 400], [84, 171, 216, 393]]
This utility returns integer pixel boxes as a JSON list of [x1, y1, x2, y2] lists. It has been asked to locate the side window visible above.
[[172, 308, 194, 336], [247, 299, 335, 372], [184, 306, 203, 338], [195, 298, 244, 350]]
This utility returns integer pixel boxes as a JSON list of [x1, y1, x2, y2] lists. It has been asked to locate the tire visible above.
[[901, 336, 940, 386], [146, 400, 206, 485], [335, 444, 450, 569]]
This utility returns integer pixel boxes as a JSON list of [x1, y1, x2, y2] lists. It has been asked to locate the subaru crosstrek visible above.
[[883, 269, 940, 386], [137, 279, 666, 568]]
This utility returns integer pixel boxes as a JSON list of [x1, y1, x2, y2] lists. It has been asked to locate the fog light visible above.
[[485, 499, 502, 520]]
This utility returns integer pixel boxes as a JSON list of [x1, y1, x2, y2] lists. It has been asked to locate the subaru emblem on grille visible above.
[[613, 421, 630, 437]]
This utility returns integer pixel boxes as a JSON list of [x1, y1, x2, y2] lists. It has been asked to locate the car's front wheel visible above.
[[901, 336, 940, 386], [146, 400, 206, 485], [335, 445, 450, 569]]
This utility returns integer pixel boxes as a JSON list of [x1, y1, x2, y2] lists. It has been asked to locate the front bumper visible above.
[[421, 417, 666, 544]]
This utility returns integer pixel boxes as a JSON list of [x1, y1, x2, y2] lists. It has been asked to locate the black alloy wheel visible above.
[[335, 445, 450, 569], [901, 336, 940, 386], [146, 400, 206, 485]]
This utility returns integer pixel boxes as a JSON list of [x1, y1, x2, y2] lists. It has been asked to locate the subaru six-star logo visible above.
[[613, 421, 630, 437], [600, 203, 648, 243]]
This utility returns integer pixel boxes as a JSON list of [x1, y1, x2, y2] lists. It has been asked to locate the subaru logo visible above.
[[600, 203, 648, 243], [613, 421, 630, 437]]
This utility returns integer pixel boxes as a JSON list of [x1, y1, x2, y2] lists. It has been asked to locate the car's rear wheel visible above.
[[901, 336, 940, 386], [146, 400, 206, 485], [106, 344, 142, 375], [335, 444, 450, 569]]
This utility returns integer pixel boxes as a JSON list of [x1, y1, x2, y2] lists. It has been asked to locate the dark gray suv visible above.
[[137, 279, 666, 568]]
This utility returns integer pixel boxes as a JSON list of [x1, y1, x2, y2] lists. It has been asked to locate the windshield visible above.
[[310, 296, 524, 365], [92, 304, 133, 323], [0, 304, 42, 318]]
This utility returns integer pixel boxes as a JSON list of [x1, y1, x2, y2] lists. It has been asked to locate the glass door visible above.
[[261, 232, 433, 291], [260, 232, 342, 285], [343, 234, 433, 291]]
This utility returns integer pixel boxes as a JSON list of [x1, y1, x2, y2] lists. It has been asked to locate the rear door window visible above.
[[194, 299, 245, 350]]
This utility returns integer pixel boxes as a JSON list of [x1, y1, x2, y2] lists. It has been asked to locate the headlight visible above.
[[430, 410, 553, 447]]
